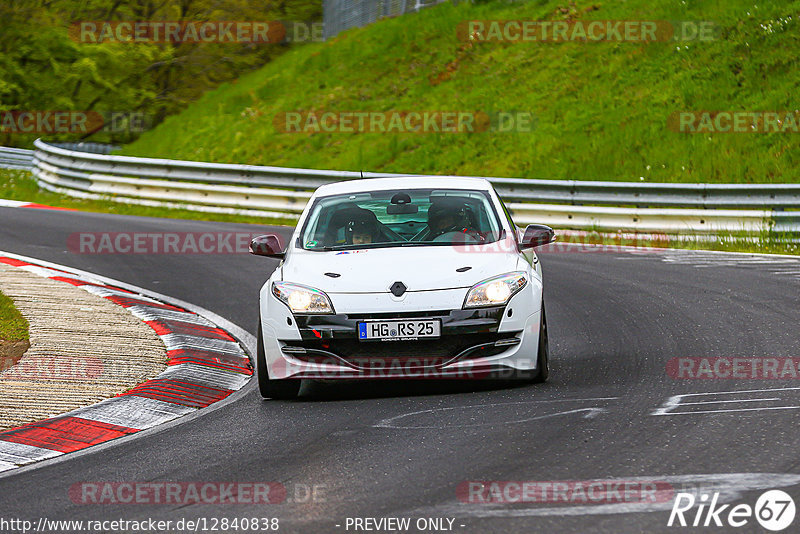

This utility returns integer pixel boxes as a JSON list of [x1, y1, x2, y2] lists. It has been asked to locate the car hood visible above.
[[282, 246, 523, 293]]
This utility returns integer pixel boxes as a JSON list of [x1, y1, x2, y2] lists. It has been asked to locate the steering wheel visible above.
[[431, 230, 483, 244]]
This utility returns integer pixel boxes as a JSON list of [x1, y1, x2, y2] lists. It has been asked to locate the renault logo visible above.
[[389, 281, 407, 297]]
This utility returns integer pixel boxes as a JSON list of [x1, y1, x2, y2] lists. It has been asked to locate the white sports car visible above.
[[250, 177, 555, 399]]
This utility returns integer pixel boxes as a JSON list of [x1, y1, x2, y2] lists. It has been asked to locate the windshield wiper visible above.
[[306, 241, 460, 251], [308, 244, 391, 251]]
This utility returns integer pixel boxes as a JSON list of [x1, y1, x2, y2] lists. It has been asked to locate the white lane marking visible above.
[[375, 398, 618, 429], [678, 398, 780, 406], [662, 406, 800, 416], [408, 473, 800, 519], [652, 387, 800, 416], [580, 408, 606, 419]]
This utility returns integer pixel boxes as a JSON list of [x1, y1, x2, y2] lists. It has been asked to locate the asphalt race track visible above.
[[1, 206, 800, 533]]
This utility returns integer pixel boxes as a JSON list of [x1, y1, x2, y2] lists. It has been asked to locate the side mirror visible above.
[[520, 224, 555, 249], [249, 234, 285, 259]]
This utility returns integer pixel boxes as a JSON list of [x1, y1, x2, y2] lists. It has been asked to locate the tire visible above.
[[531, 303, 550, 383], [257, 320, 301, 400]]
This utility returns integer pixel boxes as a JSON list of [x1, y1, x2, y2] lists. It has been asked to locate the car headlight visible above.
[[272, 282, 335, 314], [463, 272, 527, 308]]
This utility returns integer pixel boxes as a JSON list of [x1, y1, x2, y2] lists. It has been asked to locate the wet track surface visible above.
[[1, 206, 800, 533]]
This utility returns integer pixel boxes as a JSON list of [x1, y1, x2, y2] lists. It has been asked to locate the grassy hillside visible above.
[[122, 0, 799, 183]]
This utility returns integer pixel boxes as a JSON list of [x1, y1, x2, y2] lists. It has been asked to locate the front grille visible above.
[[285, 332, 517, 368], [336, 335, 486, 360], [344, 310, 455, 320]]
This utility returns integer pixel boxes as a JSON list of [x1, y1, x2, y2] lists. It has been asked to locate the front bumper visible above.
[[263, 306, 542, 379]]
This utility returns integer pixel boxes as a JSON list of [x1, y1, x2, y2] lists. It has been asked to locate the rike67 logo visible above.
[[668, 490, 796, 531]]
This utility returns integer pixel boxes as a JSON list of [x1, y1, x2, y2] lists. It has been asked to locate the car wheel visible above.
[[257, 321, 301, 400], [531, 303, 550, 383]]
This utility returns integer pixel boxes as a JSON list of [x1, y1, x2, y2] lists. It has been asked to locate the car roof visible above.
[[313, 176, 494, 197]]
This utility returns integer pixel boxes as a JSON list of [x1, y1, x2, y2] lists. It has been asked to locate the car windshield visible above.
[[299, 188, 503, 251]]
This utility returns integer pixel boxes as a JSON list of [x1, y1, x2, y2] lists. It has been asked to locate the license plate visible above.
[[358, 319, 441, 341]]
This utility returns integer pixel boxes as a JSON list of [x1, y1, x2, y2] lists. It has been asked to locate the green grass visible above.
[[0, 290, 28, 342], [121, 0, 800, 183], [683, 228, 800, 255], [0, 169, 295, 226], [564, 229, 800, 256]]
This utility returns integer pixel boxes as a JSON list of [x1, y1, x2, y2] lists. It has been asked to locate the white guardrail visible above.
[[2, 140, 798, 234], [0, 146, 34, 170]]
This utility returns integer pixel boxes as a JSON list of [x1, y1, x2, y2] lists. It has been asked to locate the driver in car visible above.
[[426, 199, 473, 239], [346, 210, 380, 245]]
